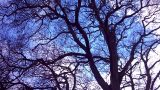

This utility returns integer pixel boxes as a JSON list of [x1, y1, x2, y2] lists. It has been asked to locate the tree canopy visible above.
[[0, 0, 160, 90]]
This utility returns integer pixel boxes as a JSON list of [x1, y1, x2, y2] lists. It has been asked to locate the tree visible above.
[[0, 0, 160, 90]]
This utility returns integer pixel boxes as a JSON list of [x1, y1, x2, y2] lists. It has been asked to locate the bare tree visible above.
[[1, 0, 160, 90]]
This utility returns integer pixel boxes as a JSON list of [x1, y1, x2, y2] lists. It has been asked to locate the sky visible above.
[[0, 0, 10, 4], [0, 0, 160, 89]]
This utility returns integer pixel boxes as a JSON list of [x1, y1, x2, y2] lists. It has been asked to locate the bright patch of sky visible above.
[[0, 0, 10, 5]]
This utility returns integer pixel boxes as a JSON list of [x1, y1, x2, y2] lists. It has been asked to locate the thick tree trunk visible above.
[[109, 45, 120, 90], [104, 30, 120, 90]]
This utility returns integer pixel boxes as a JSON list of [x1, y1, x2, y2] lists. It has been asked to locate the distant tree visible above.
[[1, 0, 160, 90]]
